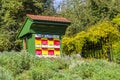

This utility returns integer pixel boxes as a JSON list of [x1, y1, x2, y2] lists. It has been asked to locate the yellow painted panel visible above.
[[42, 49, 48, 55], [35, 39, 41, 45], [54, 50, 60, 56], [48, 40, 54, 50], [48, 40, 53, 45]]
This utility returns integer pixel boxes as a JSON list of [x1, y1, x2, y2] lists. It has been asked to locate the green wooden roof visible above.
[[17, 14, 71, 39]]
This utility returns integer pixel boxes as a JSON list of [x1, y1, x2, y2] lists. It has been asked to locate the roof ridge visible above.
[[26, 14, 71, 23], [26, 14, 65, 18]]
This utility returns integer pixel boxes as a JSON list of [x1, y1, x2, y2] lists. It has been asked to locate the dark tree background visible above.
[[0, 0, 56, 51]]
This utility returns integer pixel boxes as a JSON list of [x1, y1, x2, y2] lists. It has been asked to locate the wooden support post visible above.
[[23, 38, 27, 50]]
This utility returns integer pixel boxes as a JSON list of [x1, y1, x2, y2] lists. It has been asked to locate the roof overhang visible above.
[[17, 14, 71, 39]]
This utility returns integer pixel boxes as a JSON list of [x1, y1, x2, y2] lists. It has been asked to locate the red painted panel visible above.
[[36, 50, 42, 55], [54, 40, 60, 45], [41, 40, 48, 45], [48, 50, 54, 55]]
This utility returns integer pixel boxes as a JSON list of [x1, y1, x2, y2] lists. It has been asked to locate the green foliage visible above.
[[0, 52, 69, 80], [0, 33, 12, 51], [29, 66, 55, 80], [62, 31, 86, 55], [0, 52, 120, 80], [62, 37, 75, 55], [113, 14, 120, 31], [0, 66, 13, 80], [62, 21, 120, 59], [69, 59, 120, 80], [110, 14, 120, 63], [59, 0, 120, 36], [112, 41, 120, 64], [86, 0, 120, 20], [0, 52, 32, 76], [0, 0, 55, 51]]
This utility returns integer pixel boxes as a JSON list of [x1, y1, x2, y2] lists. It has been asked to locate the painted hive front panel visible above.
[[35, 34, 60, 57]]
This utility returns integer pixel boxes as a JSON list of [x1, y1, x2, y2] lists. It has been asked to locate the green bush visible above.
[[15, 71, 31, 80], [68, 59, 120, 80], [0, 52, 120, 80], [0, 66, 13, 80], [0, 34, 12, 51], [29, 67, 54, 80], [112, 41, 120, 64], [0, 51, 34, 76]]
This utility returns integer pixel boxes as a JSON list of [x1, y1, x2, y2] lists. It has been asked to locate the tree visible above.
[[59, 0, 120, 36], [0, 0, 56, 51]]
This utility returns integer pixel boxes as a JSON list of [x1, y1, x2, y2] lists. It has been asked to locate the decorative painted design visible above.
[[35, 34, 60, 56]]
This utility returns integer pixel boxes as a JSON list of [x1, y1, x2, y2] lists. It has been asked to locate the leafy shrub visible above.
[[112, 14, 120, 26], [0, 33, 12, 51], [62, 21, 120, 59], [0, 66, 13, 80], [112, 41, 120, 64], [0, 51, 34, 76], [68, 59, 120, 80], [29, 67, 54, 80], [0, 52, 120, 80], [15, 71, 31, 80]]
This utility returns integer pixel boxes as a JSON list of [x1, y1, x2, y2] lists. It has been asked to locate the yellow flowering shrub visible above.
[[62, 21, 120, 59]]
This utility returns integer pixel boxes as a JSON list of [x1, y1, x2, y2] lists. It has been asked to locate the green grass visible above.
[[0, 51, 120, 80]]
